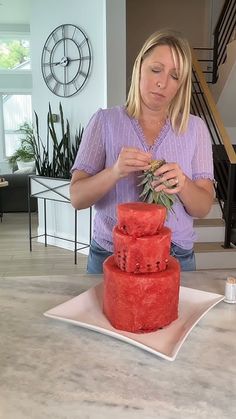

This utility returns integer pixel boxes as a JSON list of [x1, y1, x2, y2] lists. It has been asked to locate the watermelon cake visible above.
[[103, 202, 180, 333]]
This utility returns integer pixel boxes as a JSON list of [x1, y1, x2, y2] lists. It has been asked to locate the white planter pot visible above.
[[17, 160, 35, 171]]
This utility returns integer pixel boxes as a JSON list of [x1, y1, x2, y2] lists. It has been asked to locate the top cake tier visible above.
[[117, 202, 166, 237]]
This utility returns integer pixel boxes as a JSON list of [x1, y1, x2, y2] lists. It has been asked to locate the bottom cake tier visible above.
[[103, 255, 180, 333]]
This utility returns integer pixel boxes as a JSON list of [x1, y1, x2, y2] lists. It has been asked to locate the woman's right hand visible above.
[[112, 147, 151, 179], [70, 147, 151, 210]]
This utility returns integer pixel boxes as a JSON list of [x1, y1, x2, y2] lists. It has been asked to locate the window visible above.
[[0, 27, 32, 164], [1, 94, 32, 157], [0, 36, 30, 70]]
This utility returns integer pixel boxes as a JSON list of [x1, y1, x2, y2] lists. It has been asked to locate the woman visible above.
[[70, 28, 214, 273]]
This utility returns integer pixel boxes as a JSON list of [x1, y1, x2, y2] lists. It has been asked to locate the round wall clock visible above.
[[41, 24, 92, 97]]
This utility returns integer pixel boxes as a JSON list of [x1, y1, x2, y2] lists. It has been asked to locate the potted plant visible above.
[[23, 102, 83, 178], [28, 101, 84, 208], [8, 123, 35, 172], [28, 103, 90, 262]]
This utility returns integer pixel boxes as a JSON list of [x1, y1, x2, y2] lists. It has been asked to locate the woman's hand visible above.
[[70, 147, 151, 210], [152, 162, 186, 194], [152, 161, 214, 218], [112, 147, 152, 179]]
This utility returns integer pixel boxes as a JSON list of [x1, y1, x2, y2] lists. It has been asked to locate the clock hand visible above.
[[63, 37, 66, 57], [42, 61, 61, 66], [46, 57, 89, 67], [68, 57, 89, 62], [68, 58, 81, 62], [50, 57, 69, 67]]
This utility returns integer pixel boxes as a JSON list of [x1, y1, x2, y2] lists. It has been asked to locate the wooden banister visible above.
[[192, 48, 236, 164]]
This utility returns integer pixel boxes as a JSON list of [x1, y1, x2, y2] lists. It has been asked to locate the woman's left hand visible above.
[[152, 162, 186, 194]]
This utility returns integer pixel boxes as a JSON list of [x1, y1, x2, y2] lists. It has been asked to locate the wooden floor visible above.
[[0, 212, 88, 277]]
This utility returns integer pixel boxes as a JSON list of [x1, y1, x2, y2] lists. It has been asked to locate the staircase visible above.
[[194, 200, 236, 269], [192, 0, 236, 269], [212, 38, 236, 127]]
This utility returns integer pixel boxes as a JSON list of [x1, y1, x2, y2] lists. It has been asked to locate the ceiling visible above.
[[0, 0, 30, 24]]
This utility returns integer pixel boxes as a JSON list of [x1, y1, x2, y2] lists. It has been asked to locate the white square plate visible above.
[[44, 283, 224, 361]]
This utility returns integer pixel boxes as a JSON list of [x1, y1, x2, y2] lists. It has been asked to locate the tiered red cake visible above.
[[103, 202, 180, 333]]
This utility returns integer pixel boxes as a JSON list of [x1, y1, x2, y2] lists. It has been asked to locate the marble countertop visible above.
[[1, 270, 236, 419]]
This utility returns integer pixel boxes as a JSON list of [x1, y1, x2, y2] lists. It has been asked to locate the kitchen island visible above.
[[1, 270, 236, 419]]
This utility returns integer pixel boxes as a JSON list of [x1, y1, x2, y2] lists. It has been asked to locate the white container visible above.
[[224, 277, 236, 304], [17, 160, 35, 171]]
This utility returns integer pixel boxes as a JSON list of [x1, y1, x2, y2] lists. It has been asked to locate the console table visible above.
[[28, 175, 92, 264]]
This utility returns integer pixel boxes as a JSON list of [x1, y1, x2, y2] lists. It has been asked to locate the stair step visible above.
[[194, 242, 236, 269], [194, 218, 224, 227], [194, 241, 236, 252], [194, 218, 225, 242]]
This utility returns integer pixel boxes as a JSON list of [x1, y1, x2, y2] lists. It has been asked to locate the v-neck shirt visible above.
[[130, 116, 171, 153], [71, 106, 214, 251]]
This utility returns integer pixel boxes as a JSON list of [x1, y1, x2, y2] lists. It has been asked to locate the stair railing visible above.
[[212, 0, 236, 83], [191, 49, 236, 248]]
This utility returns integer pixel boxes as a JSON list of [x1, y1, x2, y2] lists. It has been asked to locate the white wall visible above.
[[126, 0, 215, 85], [0, 0, 31, 24], [225, 127, 236, 145], [31, 0, 126, 137], [106, 0, 126, 107], [31, 0, 100, 136]]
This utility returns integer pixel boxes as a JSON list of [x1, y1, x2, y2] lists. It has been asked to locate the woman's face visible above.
[[139, 44, 181, 113]]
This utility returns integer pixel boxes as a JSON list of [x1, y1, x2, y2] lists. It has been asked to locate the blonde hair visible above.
[[126, 28, 192, 134]]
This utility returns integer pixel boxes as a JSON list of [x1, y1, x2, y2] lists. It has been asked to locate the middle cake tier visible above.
[[113, 225, 171, 273]]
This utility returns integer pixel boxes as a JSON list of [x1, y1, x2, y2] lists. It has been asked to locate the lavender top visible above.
[[71, 106, 214, 251]]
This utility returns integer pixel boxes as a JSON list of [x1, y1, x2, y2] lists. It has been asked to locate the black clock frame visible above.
[[41, 24, 92, 98]]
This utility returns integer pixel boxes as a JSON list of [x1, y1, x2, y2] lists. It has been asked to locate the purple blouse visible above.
[[71, 106, 214, 251]]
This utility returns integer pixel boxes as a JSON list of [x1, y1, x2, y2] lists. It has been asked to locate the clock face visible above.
[[41, 24, 92, 97]]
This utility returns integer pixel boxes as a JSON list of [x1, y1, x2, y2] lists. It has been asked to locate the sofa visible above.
[[1, 172, 37, 212]]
